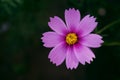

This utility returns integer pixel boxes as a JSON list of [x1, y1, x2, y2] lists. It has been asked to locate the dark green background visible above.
[[0, 0, 120, 80]]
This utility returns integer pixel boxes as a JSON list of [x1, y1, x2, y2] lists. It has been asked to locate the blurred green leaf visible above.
[[13, 64, 27, 74]]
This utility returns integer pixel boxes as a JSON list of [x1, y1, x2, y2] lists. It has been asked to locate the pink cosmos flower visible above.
[[41, 8, 103, 70]]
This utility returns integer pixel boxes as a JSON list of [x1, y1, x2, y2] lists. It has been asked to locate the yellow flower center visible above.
[[66, 33, 78, 45]]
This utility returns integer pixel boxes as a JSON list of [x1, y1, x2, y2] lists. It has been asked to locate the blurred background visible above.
[[0, 0, 120, 80]]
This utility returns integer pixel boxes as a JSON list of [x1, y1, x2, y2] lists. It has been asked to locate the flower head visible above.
[[41, 8, 104, 70]]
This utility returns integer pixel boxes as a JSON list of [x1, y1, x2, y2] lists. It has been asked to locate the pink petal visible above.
[[41, 32, 62, 48], [74, 44, 95, 64], [66, 47, 79, 70], [48, 42, 67, 66], [78, 15, 98, 36], [65, 8, 80, 31], [81, 34, 104, 48], [48, 16, 67, 35]]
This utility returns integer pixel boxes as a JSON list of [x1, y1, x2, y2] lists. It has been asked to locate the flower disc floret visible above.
[[66, 33, 78, 45]]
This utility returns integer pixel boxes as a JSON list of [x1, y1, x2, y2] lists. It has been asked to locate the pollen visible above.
[[66, 33, 78, 45]]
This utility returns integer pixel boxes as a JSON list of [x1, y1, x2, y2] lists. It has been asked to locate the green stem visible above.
[[103, 42, 120, 46], [97, 19, 120, 34]]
